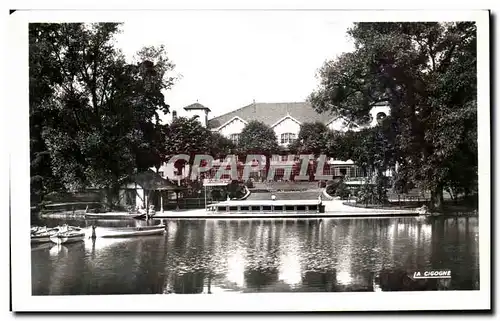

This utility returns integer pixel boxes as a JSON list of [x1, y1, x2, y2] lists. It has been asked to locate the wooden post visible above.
[[145, 192, 149, 220], [160, 191, 164, 213]]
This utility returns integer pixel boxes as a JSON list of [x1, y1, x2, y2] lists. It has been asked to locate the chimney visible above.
[[172, 110, 177, 120]]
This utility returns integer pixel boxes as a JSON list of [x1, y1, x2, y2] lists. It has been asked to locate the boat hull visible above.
[[155, 210, 419, 219], [31, 235, 53, 244], [50, 233, 86, 245], [100, 227, 165, 238], [85, 212, 151, 220]]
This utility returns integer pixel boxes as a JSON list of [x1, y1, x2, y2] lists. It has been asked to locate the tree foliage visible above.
[[164, 116, 211, 157], [238, 121, 279, 177], [29, 23, 176, 206], [209, 132, 236, 159], [163, 116, 237, 178], [310, 22, 477, 211], [289, 122, 329, 156]]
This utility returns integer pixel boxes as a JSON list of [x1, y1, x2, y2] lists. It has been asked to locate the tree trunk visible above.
[[265, 154, 271, 182], [375, 168, 386, 204], [430, 184, 444, 212]]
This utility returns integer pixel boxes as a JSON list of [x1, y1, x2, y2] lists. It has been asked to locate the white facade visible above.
[[119, 182, 145, 208], [156, 162, 190, 181], [216, 117, 248, 143], [211, 106, 390, 143], [272, 115, 302, 147], [184, 109, 209, 127]]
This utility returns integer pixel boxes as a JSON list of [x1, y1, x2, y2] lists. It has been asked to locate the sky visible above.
[[113, 11, 355, 121]]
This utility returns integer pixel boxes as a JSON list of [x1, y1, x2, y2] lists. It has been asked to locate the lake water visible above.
[[31, 216, 479, 295]]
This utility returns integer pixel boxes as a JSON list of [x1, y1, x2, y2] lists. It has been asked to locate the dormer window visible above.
[[230, 133, 240, 144], [280, 133, 296, 145]]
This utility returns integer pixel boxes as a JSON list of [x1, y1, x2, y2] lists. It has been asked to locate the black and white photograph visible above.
[[7, 4, 491, 312]]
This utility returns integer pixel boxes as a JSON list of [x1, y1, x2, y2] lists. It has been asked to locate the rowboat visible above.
[[132, 213, 155, 220], [31, 231, 57, 243], [31, 227, 58, 244], [97, 224, 166, 238], [31, 225, 82, 244], [49, 230, 86, 245], [84, 212, 144, 220]]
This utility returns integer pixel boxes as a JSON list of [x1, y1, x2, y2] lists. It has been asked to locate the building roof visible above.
[[183, 102, 211, 112], [128, 170, 184, 191], [207, 102, 337, 129]]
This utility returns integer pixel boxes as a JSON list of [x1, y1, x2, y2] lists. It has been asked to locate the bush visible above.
[[245, 179, 254, 189], [356, 182, 388, 205], [335, 183, 350, 199], [325, 177, 345, 197], [211, 188, 222, 201], [228, 180, 245, 199]]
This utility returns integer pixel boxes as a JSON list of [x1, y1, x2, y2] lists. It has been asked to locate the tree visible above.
[[237, 121, 279, 180], [29, 23, 65, 204], [209, 132, 236, 160], [290, 122, 330, 155], [29, 23, 176, 207], [310, 22, 477, 211], [164, 116, 212, 177]]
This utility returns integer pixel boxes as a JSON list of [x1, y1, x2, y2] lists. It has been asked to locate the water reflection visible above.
[[32, 217, 479, 295]]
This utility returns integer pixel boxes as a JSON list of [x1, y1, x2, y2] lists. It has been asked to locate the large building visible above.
[[157, 101, 391, 181], [206, 101, 388, 146]]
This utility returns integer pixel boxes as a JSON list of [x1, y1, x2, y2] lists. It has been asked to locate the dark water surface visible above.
[[31, 216, 479, 295]]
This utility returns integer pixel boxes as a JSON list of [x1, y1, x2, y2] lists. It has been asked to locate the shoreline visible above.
[[35, 200, 477, 220], [342, 201, 478, 217]]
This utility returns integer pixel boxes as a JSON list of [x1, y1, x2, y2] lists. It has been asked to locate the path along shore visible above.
[[152, 200, 419, 219], [37, 200, 424, 219]]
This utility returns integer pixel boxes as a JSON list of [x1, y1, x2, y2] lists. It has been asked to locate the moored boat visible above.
[[31, 229, 58, 244], [100, 227, 165, 238], [96, 224, 166, 238], [49, 230, 86, 245], [206, 199, 325, 216], [31, 226, 57, 243], [132, 213, 153, 220], [84, 212, 144, 220], [31, 225, 82, 244]]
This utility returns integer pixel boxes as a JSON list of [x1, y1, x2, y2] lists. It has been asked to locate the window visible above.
[[280, 133, 297, 144], [230, 133, 240, 144]]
